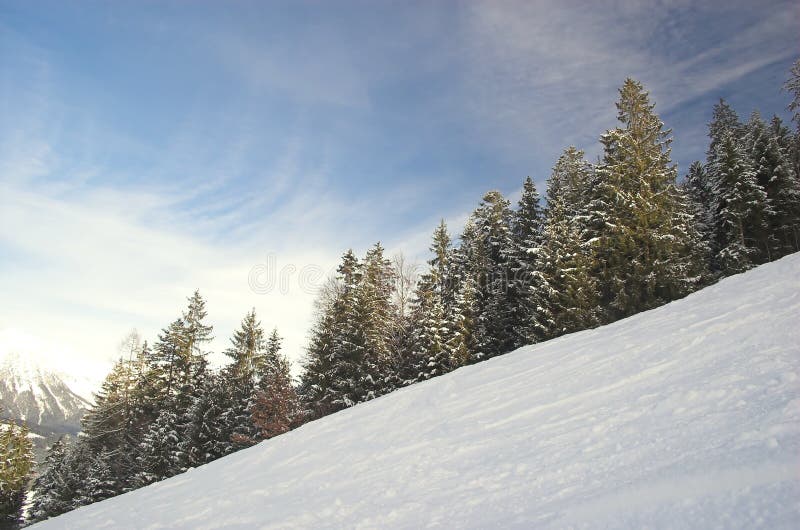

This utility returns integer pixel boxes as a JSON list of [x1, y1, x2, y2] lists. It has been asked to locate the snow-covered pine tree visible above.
[[150, 319, 185, 402], [300, 277, 342, 419], [138, 292, 214, 478], [80, 357, 139, 493], [175, 291, 213, 410], [218, 310, 270, 452], [783, 59, 800, 180], [461, 191, 516, 359], [148, 292, 214, 408], [134, 408, 182, 487], [710, 131, 771, 274], [682, 161, 716, 255], [301, 251, 368, 414], [705, 99, 746, 267], [28, 439, 95, 516], [408, 222, 456, 382], [586, 79, 706, 320], [448, 271, 478, 368], [327, 250, 369, 409], [531, 148, 601, 340], [356, 243, 396, 400], [742, 111, 780, 259], [707, 99, 743, 163], [73, 450, 117, 508], [748, 114, 800, 257], [784, 58, 800, 129], [26, 438, 97, 523], [551, 147, 593, 211], [508, 177, 544, 347], [27, 437, 70, 525], [178, 372, 232, 469], [409, 272, 449, 381]]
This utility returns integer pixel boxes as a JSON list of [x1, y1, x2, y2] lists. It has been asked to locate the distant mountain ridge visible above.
[[0, 349, 91, 435]]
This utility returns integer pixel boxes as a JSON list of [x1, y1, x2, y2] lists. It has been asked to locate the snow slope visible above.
[[33, 255, 800, 529]]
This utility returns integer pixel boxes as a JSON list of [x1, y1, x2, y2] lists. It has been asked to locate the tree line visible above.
[[3, 62, 799, 528]]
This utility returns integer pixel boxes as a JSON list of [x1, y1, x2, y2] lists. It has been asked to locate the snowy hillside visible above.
[[33, 255, 800, 529]]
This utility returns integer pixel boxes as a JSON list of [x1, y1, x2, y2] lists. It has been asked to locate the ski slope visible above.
[[34, 255, 800, 529]]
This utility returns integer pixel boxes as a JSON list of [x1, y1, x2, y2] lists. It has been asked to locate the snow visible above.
[[32, 255, 800, 529]]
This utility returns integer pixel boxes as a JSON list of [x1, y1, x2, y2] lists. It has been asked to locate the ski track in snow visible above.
[[33, 255, 800, 529]]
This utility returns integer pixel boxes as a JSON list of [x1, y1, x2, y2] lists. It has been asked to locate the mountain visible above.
[[0, 334, 99, 465], [32, 254, 800, 529], [0, 350, 91, 435]]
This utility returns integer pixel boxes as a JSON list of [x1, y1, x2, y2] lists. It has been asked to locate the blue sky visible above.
[[1, 0, 797, 377]]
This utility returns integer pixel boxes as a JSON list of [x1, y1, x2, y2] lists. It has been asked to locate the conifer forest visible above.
[[3, 60, 800, 528]]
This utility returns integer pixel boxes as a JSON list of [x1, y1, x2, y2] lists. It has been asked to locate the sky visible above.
[[1, 0, 798, 384]]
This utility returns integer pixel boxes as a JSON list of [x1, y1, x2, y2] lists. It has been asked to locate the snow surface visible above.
[[33, 255, 800, 529]]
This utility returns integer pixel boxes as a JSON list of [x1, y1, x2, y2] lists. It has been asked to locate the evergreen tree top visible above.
[[707, 98, 742, 160], [783, 58, 800, 127], [183, 290, 213, 345]]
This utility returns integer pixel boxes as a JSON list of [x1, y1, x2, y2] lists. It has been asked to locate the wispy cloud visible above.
[[1, 0, 796, 382], [456, 0, 797, 172]]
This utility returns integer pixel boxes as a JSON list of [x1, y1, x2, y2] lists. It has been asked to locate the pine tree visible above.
[[682, 161, 715, 251], [217, 310, 271, 452], [300, 277, 342, 419], [150, 319, 186, 401], [707, 99, 743, 163], [783, 59, 800, 180], [248, 333, 301, 441], [301, 251, 366, 414], [547, 146, 594, 219], [179, 373, 232, 469], [409, 222, 456, 381], [586, 78, 706, 320], [784, 58, 800, 129], [705, 98, 746, 268], [460, 191, 516, 359], [27, 437, 70, 524], [74, 451, 117, 507], [28, 438, 96, 517], [134, 408, 182, 487], [81, 357, 139, 492], [0, 414, 33, 529], [409, 273, 450, 381], [710, 131, 772, 273], [59, 440, 96, 512], [224, 309, 268, 383], [357, 243, 396, 400], [531, 149, 602, 339], [176, 291, 213, 408], [509, 177, 544, 346], [534, 194, 600, 339], [448, 272, 478, 368], [748, 114, 800, 257], [329, 250, 367, 408]]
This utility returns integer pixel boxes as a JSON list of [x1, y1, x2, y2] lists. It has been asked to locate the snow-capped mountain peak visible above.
[[0, 338, 94, 433]]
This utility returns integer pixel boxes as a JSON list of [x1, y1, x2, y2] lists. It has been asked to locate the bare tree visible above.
[[391, 252, 419, 322]]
